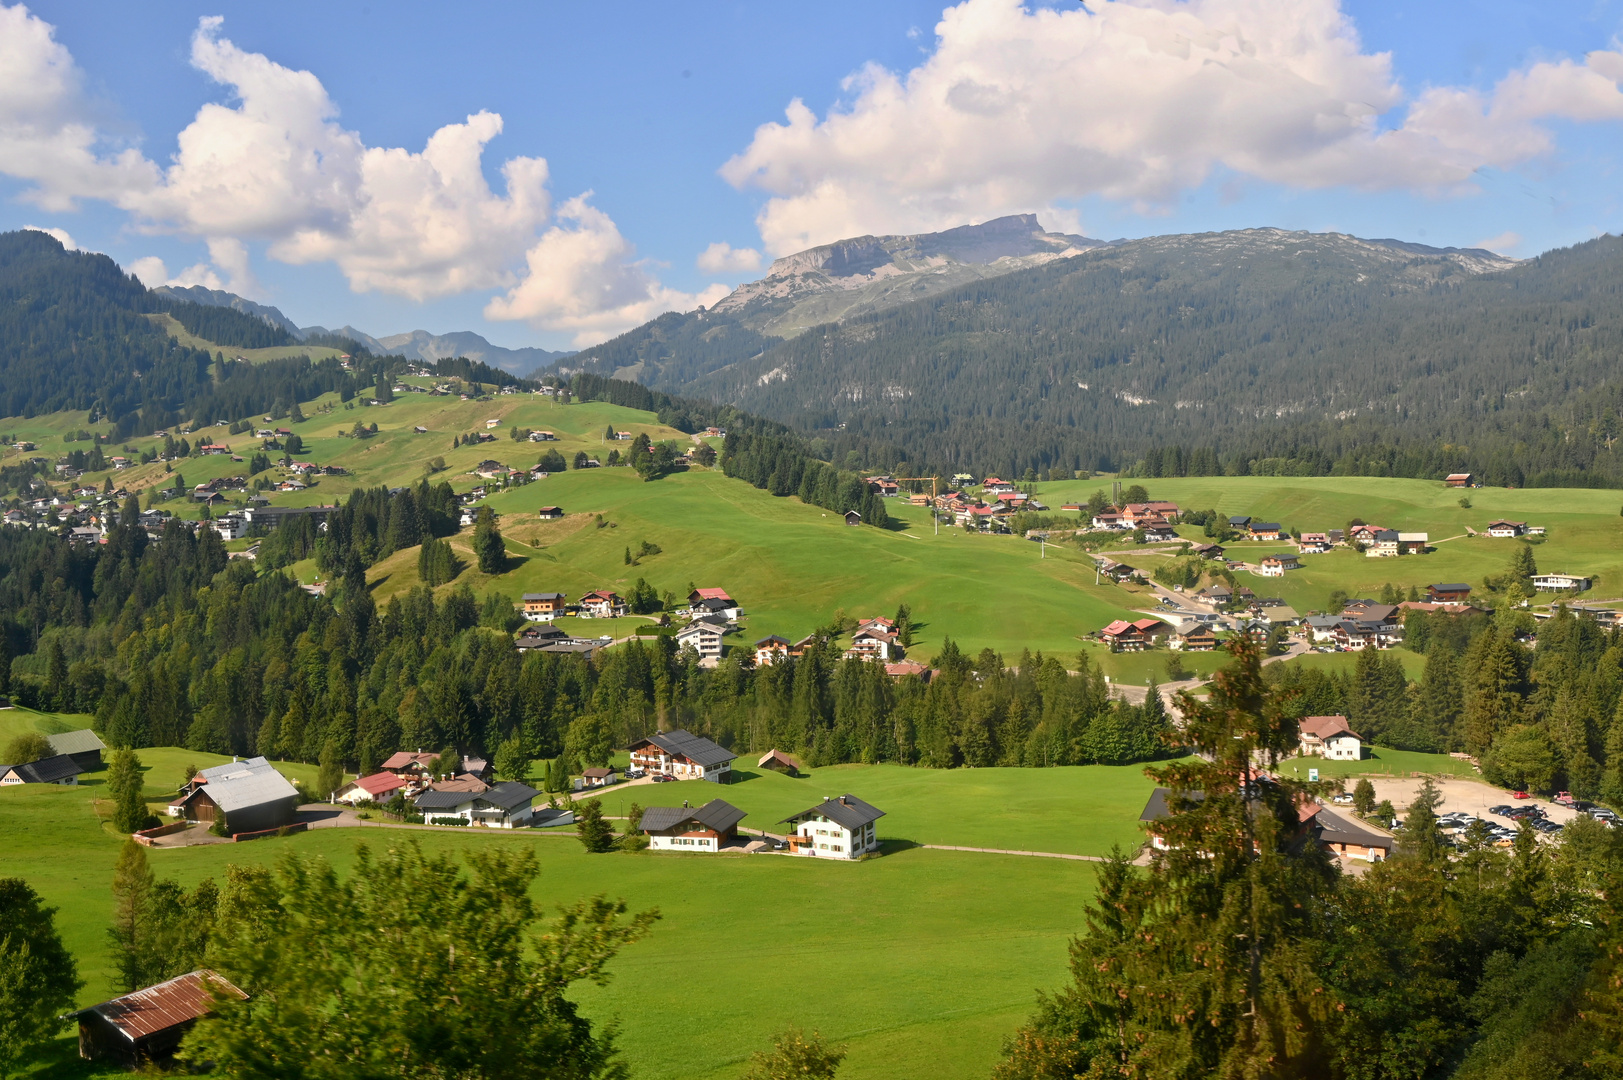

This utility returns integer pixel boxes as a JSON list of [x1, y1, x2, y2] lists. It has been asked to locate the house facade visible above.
[[627, 729, 737, 783], [1299, 715, 1365, 759], [1427, 583, 1472, 603], [780, 794, 884, 859], [1256, 553, 1300, 576], [753, 636, 790, 666], [676, 618, 726, 658], [640, 799, 747, 851], [521, 592, 567, 620], [413, 781, 538, 827], [579, 590, 626, 618], [1533, 573, 1593, 592], [333, 771, 407, 805]]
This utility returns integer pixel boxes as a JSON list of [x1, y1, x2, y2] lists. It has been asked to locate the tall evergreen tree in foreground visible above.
[[997, 639, 1337, 1078], [0, 878, 81, 1079]]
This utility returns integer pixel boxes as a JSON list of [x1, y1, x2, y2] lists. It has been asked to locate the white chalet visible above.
[[781, 793, 885, 859]]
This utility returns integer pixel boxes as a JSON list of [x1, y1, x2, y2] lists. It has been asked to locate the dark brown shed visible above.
[[74, 969, 248, 1065]]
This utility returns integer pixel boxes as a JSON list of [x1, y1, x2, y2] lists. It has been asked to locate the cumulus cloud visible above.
[[0, 7, 704, 343], [1474, 231, 1523, 256], [696, 241, 764, 274], [485, 195, 730, 347], [128, 256, 168, 288], [23, 224, 76, 249], [722, 0, 1623, 254]]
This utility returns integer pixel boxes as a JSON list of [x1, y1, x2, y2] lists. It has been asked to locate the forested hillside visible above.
[[578, 228, 1623, 485]]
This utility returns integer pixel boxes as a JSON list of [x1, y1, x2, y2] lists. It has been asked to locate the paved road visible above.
[[921, 844, 1108, 862]]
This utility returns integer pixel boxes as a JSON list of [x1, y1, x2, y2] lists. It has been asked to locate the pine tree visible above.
[[108, 838, 156, 992], [474, 507, 505, 574], [575, 798, 616, 853], [0, 878, 82, 1078], [107, 748, 149, 834], [317, 739, 343, 799], [1463, 628, 1526, 755]]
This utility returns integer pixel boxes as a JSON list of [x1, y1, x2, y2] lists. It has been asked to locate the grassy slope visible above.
[[580, 761, 1165, 857], [3, 756, 1144, 1080], [143, 312, 348, 363], [1038, 475, 1623, 614], [1276, 747, 1480, 780]]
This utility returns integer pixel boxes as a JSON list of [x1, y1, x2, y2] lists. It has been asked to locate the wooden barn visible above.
[[73, 969, 247, 1066]]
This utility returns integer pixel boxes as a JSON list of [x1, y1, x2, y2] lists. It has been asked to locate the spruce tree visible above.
[[474, 507, 505, 574], [107, 748, 149, 834], [108, 838, 157, 992], [0, 878, 82, 1078], [575, 798, 616, 853]]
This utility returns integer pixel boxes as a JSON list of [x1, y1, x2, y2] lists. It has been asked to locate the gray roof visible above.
[[522, 592, 566, 601], [1306, 615, 1340, 628], [635, 729, 737, 769], [192, 759, 299, 812], [47, 729, 105, 755], [678, 619, 725, 638], [1139, 786, 1206, 822], [6, 754, 84, 784], [1313, 810, 1393, 850], [641, 798, 747, 834], [478, 781, 539, 811], [198, 756, 271, 782], [780, 793, 885, 831], [413, 789, 472, 811]]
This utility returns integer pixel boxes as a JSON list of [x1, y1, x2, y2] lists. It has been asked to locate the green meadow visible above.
[[0, 745, 1150, 1080], [1039, 474, 1623, 615], [1276, 746, 1481, 780]]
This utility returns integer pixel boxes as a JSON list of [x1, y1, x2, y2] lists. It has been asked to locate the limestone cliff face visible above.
[[710, 215, 1105, 337]]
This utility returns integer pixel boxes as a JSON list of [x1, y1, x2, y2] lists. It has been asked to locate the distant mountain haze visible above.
[[154, 285, 572, 373]]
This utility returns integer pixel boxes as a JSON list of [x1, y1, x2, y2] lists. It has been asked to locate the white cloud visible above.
[[0, 8, 706, 339], [696, 241, 763, 274], [1474, 230, 1522, 256], [129, 256, 168, 287], [23, 224, 76, 249], [722, 0, 1623, 254], [485, 195, 730, 346]]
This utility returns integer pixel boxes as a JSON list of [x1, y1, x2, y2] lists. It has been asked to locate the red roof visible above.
[[351, 771, 407, 797], [1131, 618, 1166, 632], [1101, 619, 1133, 636], [692, 588, 733, 601], [1300, 715, 1361, 741], [381, 751, 438, 772], [581, 590, 621, 603], [80, 970, 247, 1042]]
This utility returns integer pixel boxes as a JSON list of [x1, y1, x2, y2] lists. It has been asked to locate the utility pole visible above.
[[893, 475, 941, 535]]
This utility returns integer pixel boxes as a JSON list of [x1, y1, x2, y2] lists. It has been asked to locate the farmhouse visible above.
[[846, 623, 899, 661], [580, 766, 617, 788], [1172, 623, 1219, 651], [174, 757, 300, 834], [1366, 530, 1401, 557], [1314, 810, 1393, 862], [1191, 542, 1226, 559], [758, 749, 801, 775], [521, 592, 567, 620], [754, 635, 791, 666], [1533, 573, 1593, 592], [579, 590, 626, 618], [0, 754, 85, 786], [413, 781, 538, 828], [72, 970, 248, 1067], [1099, 618, 1169, 651], [1297, 533, 1332, 554], [676, 617, 727, 659], [641, 799, 748, 851], [1428, 583, 1472, 603], [381, 751, 441, 780], [885, 659, 934, 680], [1248, 522, 1282, 540], [536, 506, 565, 519], [1299, 715, 1364, 760], [1306, 615, 1341, 642], [1445, 473, 1473, 487], [333, 771, 408, 805], [1256, 553, 1300, 577], [46, 728, 105, 771], [781, 793, 885, 859], [628, 729, 737, 782], [1342, 600, 1402, 626], [1092, 510, 1126, 530], [1485, 519, 1525, 538]]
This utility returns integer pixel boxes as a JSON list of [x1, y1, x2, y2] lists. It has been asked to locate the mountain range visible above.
[[153, 284, 572, 374]]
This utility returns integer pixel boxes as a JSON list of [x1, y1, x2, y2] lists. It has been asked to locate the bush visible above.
[[429, 816, 469, 827]]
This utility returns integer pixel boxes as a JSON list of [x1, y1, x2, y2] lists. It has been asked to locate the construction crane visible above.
[[891, 476, 943, 535]]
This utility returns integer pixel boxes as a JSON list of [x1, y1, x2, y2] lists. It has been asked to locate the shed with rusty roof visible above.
[[74, 969, 247, 1065]]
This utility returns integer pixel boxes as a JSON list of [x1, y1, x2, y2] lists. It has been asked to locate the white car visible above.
[[1332, 794, 1355, 804]]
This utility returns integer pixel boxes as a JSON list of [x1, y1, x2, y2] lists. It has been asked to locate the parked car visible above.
[[1332, 793, 1355, 804], [1512, 790, 1532, 799], [1489, 805, 1513, 816], [651, 774, 675, 783]]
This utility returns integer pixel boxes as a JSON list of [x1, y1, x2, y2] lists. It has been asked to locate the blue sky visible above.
[[3, 0, 1622, 350]]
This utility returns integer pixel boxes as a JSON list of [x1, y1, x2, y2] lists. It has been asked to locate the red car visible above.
[[1512, 790, 1532, 799]]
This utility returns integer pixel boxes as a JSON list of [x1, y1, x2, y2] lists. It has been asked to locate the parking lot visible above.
[[1344, 775, 1614, 843]]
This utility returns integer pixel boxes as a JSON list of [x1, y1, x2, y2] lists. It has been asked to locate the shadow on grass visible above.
[[875, 837, 923, 856], [22, 1032, 106, 1080]]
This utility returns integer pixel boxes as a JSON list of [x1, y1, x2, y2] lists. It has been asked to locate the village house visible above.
[[529, 430, 556, 441], [1172, 623, 1219, 651], [536, 506, 565, 520], [1445, 473, 1473, 488], [1091, 510, 1127, 530], [1533, 573, 1593, 592], [1331, 619, 1403, 651], [1427, 583, 1472, 603], [521, 592, 567, 620], [580, 766, 617, 789], [846, 620, 899, 661], [1299, 715, 1365, 760], [1099, 618, 1170, 651], [47, 729, 105, 771], [72, 970, 249, 1067], [688, 587, 739, 622], [579, 590, 626, 618], [380, 751, 442, 782], [0, 754, 85, 786], [1297, 532, 1332, 554], [641, 799, 748, 851], [515, 624, 571, 651], [1485, 519, 1526, 538], [753, 635, 791, 666], [757, 749, 801, 775], [1305, 615, 1341, 643], [173, 757, 300, 834], [628, 729, 737, 782], [1248, 522, 1283, 540], [332, 771, 408, 805], [1314, 810, 1393, 862], [1256, 553, 1301, 577], [413, 781, 539, 828], [1122, 501, 1180, 526], [1191, 542, 1226, 560], [1342, 600, 1402, 626], [781, 793, 885, 859], [676, 617, 727, 659], [1366, 530, 1402, 557], [885, 659, 934, 680], [982, 477, 1015, 494]]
